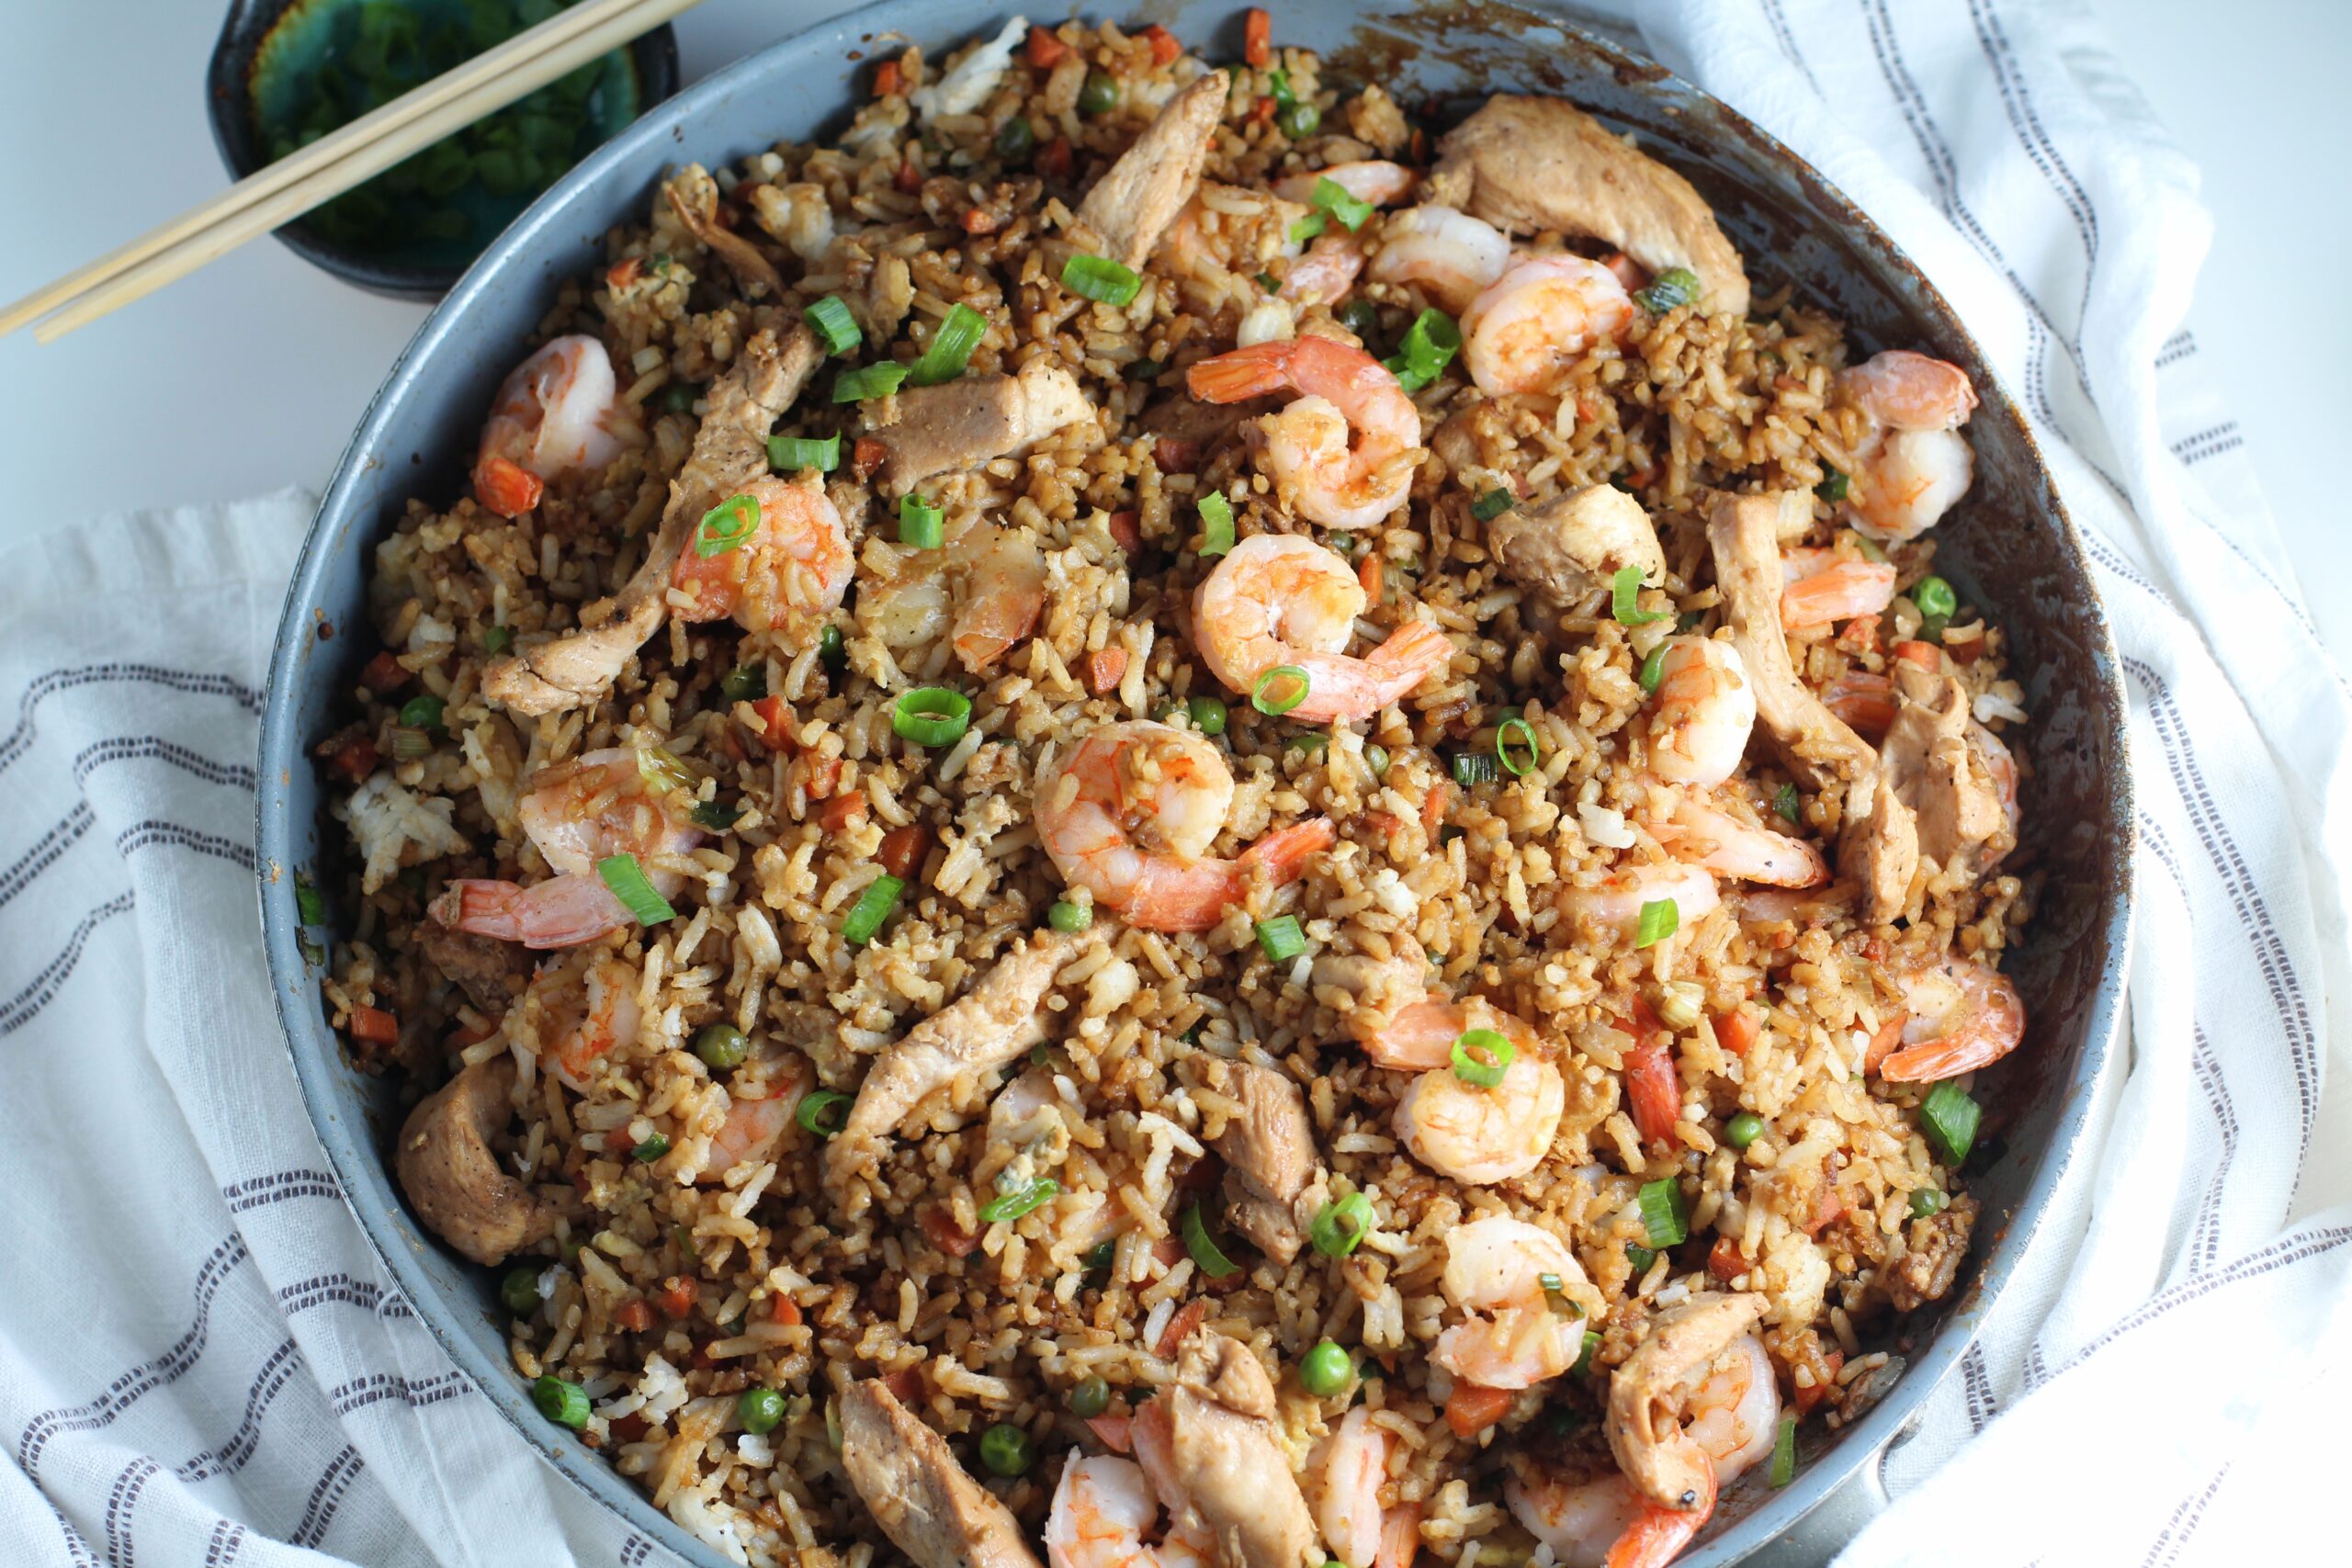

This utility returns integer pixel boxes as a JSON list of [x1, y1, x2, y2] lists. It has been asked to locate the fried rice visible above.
[[315, 13, 2038, 1568]]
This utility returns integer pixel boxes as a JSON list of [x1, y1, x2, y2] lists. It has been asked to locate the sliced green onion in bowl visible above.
[[1774, 783, 1802, 825], [295, 873, 325, 927], [1625, 1243, 1658, 1274], [632, 1132, 671, 1163], [1611, 565, 1671, 626], [832, 361, 910, 403], [1382, 308, 1460, 391], [1573, 1329, 1601, 1375], [1920, 1081, 1982, 1165], [1769, 1414, 1798, 1487], [1125, 356, 1167, 382], [1251, 665, 1310, 716], [1198, 492, 1235, 557], [532, 1374, 589, 1428], [1637, 1178, 1690, 1247], [1288, 211, 1329, 244], [483, 624, 514, 653], [597, 853, 676, 925], [1452, 750, 1497, 788], [1472, 488, 1513, 523], [1638, 642, 1669, 694], [767, 433, 842, 472], [398, 694, 445, 730], [1634, 897, 1679, 948], [1634, 265, 1702, 315], [1309, 1190, 1374, 1258], [899, 493, 944, 548], [1255, 915, 1307, 963], [1497, 716, 1541, 776], [1450, 1028, 1514, 1088], [907, 302, 988, 387], [690, 798, 744, 832], [387, 724, 431, 759], [841, 874, 905, 945], [1540, 1272, 1582, 1317], [1182, 1200, 1240, 1277], [1062, 253, 1143, 307], [893, 686, 972, 747], [805, 295, 863, 355], [695, 492, 761, 558], [797, 1089, 852, 1137], [1311, 176, 1375, 231], [1815, 465, 1849, 504], [980, 1178, 1060, 1225]]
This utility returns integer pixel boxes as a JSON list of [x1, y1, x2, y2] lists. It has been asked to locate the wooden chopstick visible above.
[[7, 0, 698, 342]]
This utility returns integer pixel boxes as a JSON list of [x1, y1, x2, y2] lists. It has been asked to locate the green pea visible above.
[[1078, 71, 1120, 116], [695, 1022, 750, 1070], [720, 663, 767, 703], [660, 382, 700, 413], [1276, 100, 1320, 139], [1299, 1339, 1354, 1397], [1913, 576, 1958, 620], [1187, 694, 1227, 737], [738, 1387, 786, 1434], [1048, 900, 1093, 933], [978, 1421, 1035, 1476], [819, 625, 847, 670], [500, 1265, 543, 1316], [994, 115, 1036, 163], [1069, 1376, 1112, 1419], [1725, 1111, 1766, 1151]]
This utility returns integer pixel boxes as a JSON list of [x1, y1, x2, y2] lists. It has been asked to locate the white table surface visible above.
[[2, 0, 2346, 660]]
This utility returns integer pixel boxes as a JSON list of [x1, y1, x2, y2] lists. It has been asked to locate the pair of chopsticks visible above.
[[1, 0, 701, 344]]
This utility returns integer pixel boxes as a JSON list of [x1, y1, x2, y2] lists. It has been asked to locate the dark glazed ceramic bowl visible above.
[[206, 0, 679, 300], [255, 5, 2132, 1563]]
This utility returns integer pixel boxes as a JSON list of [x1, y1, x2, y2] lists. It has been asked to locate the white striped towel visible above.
[[2, 4, 2347, 1566]]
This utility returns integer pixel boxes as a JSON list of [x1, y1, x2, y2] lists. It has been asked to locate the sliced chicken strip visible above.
[[1133, 1334, 1321, 1568], [1429, 96, 1750, 317], [1069, 72, 1229, 269], [865, 359, 1094, 497], [1837, 758, 1919, 925], [1206, 1059, 1329, 1267], [1705, 492, 1874, 790], [1485, 483, 1668, 609], [824, 930, 1079, 1213], [394, 1057, 560, 1267], [663, 163, 787, 301], [1888, 661, 2015, 886], [839, 1380, 1046, 1568], [483, 325, 820, 715], [1605, 1291, 1770, 1509]]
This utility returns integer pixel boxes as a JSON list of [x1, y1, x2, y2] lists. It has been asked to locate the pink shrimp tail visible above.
[[1187, 341, 1297, 404], [1606, 1445, 1716, 1568], [1117, 816, 1339, 932], [431, 874, 628, 951], [1292, 620, 1452, 723]]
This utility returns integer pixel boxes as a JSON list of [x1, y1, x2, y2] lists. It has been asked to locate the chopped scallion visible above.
[[1472, 488, 1513, 522], [805, 295, 862, 355], [1634, 265, 1702, 315], [767, 433, 842, 472], [1497, 716, 1541, 777], [908, 303, 988, 386], [1062, 253, 1144, 307], [1452, 750, 1497, 787], [1288, 211, 1329, 244], [1251, 665, 1310, 716], [797, 1089, 852, 1137], [892, 687, 972, 747], [597, 853, 677, 925], [1639, 641, 1669, 694], [1255, 915, 1307, 963], [980, 1178, 1060, 1224], [1637, 1178, 1689, 1247], [483, 624, 513, 653], [831, 361, 909, 403], [1920, 1081, 1981, 1165], [1573, 1329, 1601, 1375], [899, 493, 944, 548], [690, 799, 745, 831], [1769, 1414, 1798, 1487], [1611, 565, 1671, 625], [1815, 466, 1849, 504], [1382, 308, 1460, 391], [1450, 1028, 1514, 1089], [1310, 175, 1374, 231], [1775, 783, 1802, 825], [1182, 1201, 1240, 1277], [694, 492, 761, 558], [1198, 491, 1235, 557], [1634, 897, 1679, 948], [1309, 1191, 1374, 1258], [841, 874, 905, 945], [295, 873, 325, 927]]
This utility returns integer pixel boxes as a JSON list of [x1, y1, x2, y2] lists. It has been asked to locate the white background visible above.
[[1, 0, 2346, 659]]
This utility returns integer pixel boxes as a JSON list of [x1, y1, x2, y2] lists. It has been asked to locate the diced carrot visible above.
[[1444, 1382, 1510, 1438], [1142, 24, 1182, 66], [1157, 1297, 1209, 1359], [1107, 509, 1142, 553], [1244, 7, 1272, 66], [1838, 615, 1880, 654], [882, 1367, 924, 1404], [920, 1207, 979, 1258], [853, 436, 888, 477], [1419, 780, 1449, 840], [874, 58, 902, 96], [767, 1293, 803, 1326], [324, 732, 378, 784], [1892, 639, 1942, 669], [449, 1021, 498, 1049], [748, 694, 794, 751], [613, 1298, 655, 1333], [1358, 553, 1383, 601], [819, 792, 868, 831], [960, 207, 1001, 235], [348, 1005, 399, 1045], [1363, 810, 1406, 842], [1088, 647, 1129, 694], [360, 650, 409, 694], [804, 755, 842, 800], [1707, 1236, 1749, 1282], [1808, 1182, 1846, 1236], [1086, 1412, 1133, 1453], [1623, 1037, 1680, 1145], [1026, 24, 1068, 67], [1251, 95, 1277, 125], [894, 157, 923, 195], [1794, 1350, 1845, 1417], [605, 256, 644, 289], [877, 825, 931, 880], [1863, 1011, 1907, 1074], [654, 1277, 697, 1319], [1038, 135, 1074, 179], [1626, 465, 1661, 491], [1713, 1006, 1758, 1058]]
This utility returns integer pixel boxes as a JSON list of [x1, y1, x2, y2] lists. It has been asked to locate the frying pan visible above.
[[254, 4, 2133, 1562]]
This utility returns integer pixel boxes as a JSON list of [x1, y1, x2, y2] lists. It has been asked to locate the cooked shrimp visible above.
[[1273, 161, 1418, 208], [1645, 637, 1756, 788], [1459, 256, 1633, 398], [1035, 721, 1337, 931], [1431, 1214, 1597, 1388], [1881, 953, 2025, 1082], [1779, 548, 1897, 629], [697, 1081, 806, 1184], [542, 955, 642, 1089], [1506, 1456, 1713, 1568], [1662, 796, 1827, 888], [1556, 863, 1720, 942], [670, 474, 854, 633], [1046, 1455, 1212, 1568], [1361, 996, 1526, 1071], [431, 749, 702, 949], [1192, 536, 1452, 723], [1282, 234, 1368, 307], [1367, 206, 1511, 313], [1838, 351, 1978, 542], [1393, 1048, 1566, 1185], [1307, 1408, 1394, 1568], [472, 334, 645, 518], [952, 524, 1048, 672], [1186, 336, 1424, 530]]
